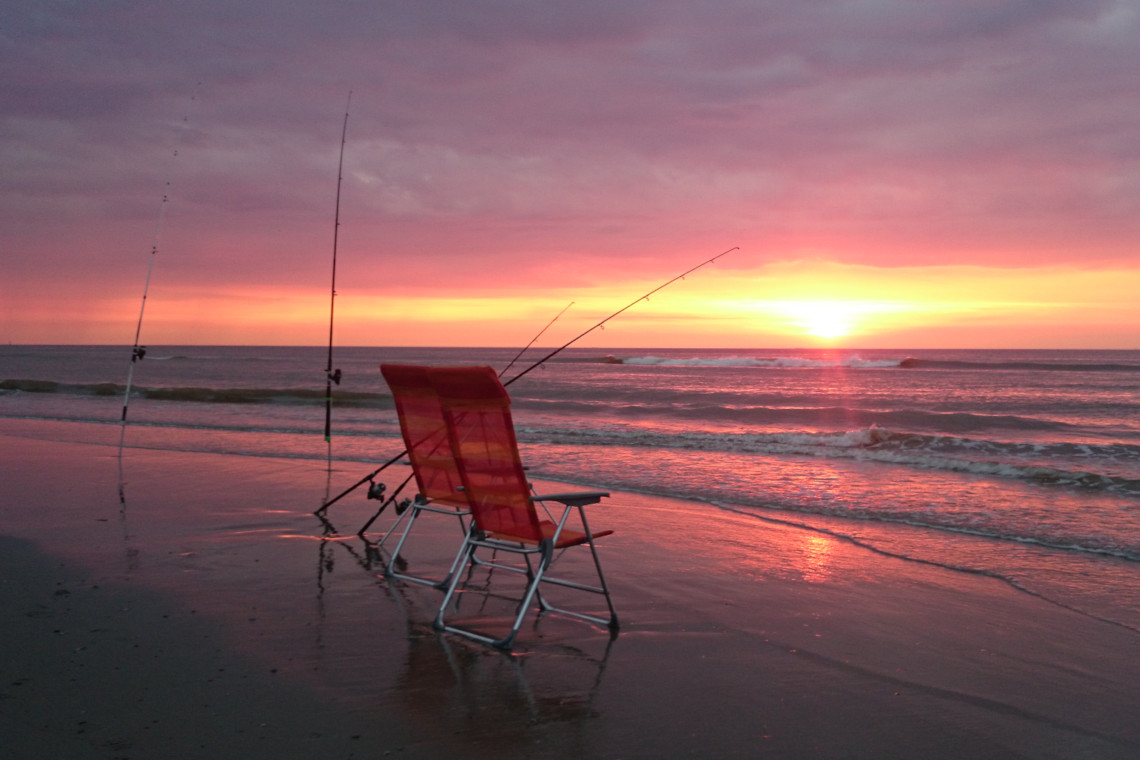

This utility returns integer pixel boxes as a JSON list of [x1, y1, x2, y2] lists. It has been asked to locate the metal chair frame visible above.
[[434, 491, 618, 650]]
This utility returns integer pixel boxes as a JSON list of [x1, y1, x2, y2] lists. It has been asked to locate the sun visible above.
[[777, 301, 856, 340], [754, 299, 916, 343], [803, 303, 854, 339]]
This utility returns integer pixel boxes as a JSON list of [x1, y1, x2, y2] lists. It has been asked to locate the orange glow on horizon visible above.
[[8, 259, 1139, 348]]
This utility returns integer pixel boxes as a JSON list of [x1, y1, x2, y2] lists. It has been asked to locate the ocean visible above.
[[3, 344, 1139, 631]]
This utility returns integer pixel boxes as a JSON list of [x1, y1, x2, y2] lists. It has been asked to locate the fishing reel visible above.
[[366, 479, 386, 500], [132, 346, 147, 362], [328, 368, 342, 385]]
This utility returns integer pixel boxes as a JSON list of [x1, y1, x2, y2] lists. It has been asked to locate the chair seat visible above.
[[486, 521, 614, 549]]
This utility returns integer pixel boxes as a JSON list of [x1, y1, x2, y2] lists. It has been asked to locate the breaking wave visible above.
[[609, 355, 903, 369], [597, 354, 1140, 372], [0, 378, 391, 407]]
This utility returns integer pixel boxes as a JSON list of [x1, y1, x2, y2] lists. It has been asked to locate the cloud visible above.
[[3, 1, 1139, 345]]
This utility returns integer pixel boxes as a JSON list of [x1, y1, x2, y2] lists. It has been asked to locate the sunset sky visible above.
[[3, 1, 1139, 349]]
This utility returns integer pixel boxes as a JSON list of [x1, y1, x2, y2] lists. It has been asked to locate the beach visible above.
[[9, 0, 1140, 754], [3, 418, 1139, 759]]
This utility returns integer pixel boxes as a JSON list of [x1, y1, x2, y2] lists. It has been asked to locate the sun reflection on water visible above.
[[799, 533, 835, 583]]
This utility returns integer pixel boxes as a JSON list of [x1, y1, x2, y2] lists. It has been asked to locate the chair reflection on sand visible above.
[[375, 538, 616, 744], [312, 521, 616, 743], [426, 366, 619, 651], [395, 620, 617, 746]]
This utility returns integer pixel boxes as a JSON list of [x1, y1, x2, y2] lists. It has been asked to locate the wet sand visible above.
[[3, 419, 1140, 759]]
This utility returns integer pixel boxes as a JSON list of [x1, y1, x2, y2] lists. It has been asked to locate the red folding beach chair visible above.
[[373, 364, 473, 588], [427, 365, 619, 650]]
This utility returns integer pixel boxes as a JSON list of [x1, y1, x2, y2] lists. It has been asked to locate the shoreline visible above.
[[3, 421, 1140, 758]]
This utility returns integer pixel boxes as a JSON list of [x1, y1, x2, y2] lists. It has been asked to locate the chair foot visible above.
[[380, 554, 409, 576]]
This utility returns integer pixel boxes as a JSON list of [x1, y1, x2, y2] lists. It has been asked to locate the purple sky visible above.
[[3, 1, 1139, 346]]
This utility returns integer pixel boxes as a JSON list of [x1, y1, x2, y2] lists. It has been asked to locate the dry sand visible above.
[[2, 419, 1140, 759]]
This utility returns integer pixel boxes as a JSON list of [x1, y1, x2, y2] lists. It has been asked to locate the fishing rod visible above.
[[324, 92, 352, 466], [315, 246, 738, 514], [498, 300, 573, 379], [119, 90, 199, 452], [118, 184, 168, 450], [503, 246, 738, 387]]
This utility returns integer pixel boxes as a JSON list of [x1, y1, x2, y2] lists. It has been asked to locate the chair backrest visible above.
[[380, 364, 467, 506], [427, 366, 543, 542]]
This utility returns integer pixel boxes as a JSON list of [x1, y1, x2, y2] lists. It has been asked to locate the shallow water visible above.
[[3, 344, 1139, 630]]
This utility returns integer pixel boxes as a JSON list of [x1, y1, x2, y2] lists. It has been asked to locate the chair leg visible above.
[[497, 542, 555, 649], [523, 550, 553, 613], [383, 503, 422, 578], [433, 528, 476, 632], [435, 514, 471, 589], [576, 506, 619, 629]]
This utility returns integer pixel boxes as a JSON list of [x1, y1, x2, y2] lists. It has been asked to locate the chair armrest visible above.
[[532, 490, 610, 507]]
